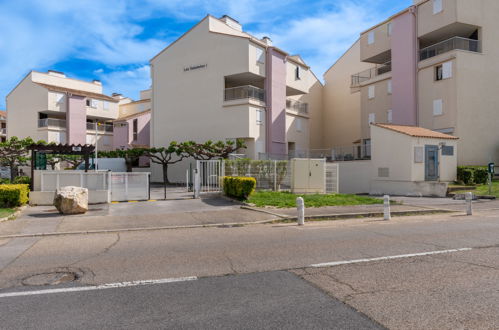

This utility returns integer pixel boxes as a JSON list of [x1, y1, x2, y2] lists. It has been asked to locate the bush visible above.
[[0, 178, 10, 185], [223, 176, 256, 200], [457, 166, 489, 185], [13, 176, 31, 185], [0, 184, 29, 207]]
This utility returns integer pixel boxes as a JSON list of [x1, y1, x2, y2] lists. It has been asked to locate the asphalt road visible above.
[[1, 208, 499, 328]]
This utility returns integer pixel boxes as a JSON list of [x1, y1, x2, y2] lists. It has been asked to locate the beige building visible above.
[[6, 70, 119, 150], [150, 15, 322, 182], [324, 0, 499, 166], [0, 111, 6, 142]]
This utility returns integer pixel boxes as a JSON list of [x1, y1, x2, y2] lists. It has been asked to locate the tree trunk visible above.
[[162, 163, 169, 199], [126, 159, 133, 172], [10, 162, 17, 182]]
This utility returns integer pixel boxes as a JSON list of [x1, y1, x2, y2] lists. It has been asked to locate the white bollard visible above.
[[383, 195, 391, 220], [297, 197, 305, 226], [465, 192, 473, 216]]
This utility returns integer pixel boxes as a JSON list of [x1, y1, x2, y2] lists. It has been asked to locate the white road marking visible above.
[[0, 276, 197, 298], [309, 248, 472, 268]]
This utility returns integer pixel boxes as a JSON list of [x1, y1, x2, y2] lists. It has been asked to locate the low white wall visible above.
[[29, 190, 110, 206], [337, 160, 371, 194], [370, 180, 448, 197]]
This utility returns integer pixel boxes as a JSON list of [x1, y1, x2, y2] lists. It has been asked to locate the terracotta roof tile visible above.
[[374, 123, 459, 140]]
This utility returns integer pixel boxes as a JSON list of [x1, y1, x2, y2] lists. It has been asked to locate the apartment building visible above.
[[0, 111, 6, 142], [6, 71, 119, 151], [150, 15, 322, 182], [325, 0, 499, 165], [113, 89, 151, 150]]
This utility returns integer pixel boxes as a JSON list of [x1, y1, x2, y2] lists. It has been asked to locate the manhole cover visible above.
[[22, 272, 79, 286]]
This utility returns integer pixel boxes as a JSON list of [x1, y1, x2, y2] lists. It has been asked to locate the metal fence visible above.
[[325, 163, 339, 194], [224, 85, 265, 102], [110, 172, 150, 201], [351, 62, 391, 87], [38, 118, 66, 129], [40, 171, 109, 192], [420, 37, 481, 61], [286, 99, 308, 114], [224, 159, 292, 191]]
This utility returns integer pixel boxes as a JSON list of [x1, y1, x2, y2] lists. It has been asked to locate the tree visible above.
[[0, 137, 38, 182], [143, 142, 185, 199], [46, 154, 61, 170], [182, 139, 246, 160], [59, 154, 84, 169], [98, 148, 146, 172]]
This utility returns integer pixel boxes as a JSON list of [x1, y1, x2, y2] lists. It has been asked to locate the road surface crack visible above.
[[68, 233, 121, 267], [224, 253, 238, 274]]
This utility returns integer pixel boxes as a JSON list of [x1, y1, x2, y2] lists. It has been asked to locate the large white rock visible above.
[[54, 186, 89, 215]]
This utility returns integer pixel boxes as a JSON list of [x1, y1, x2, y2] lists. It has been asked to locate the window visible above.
[[435, 65, 443, 81], [55, 93, 64, 104], [102, 135, 111, 146], [256, 139, 265, 154], [442, 146, 454, 156], [436, 61, 452, 81], [368, 31, 375, 45], [296, 118, 303, 132], [387, 22, 393, 36], [433, 0, 443, 14], [368, 85, 375, 99], [86, 99, 98, 108], [256, 109, 265, 125], [387, 79, 392, 94], [133, 119, 138, 141], [387, 109, 393, 123], [103, 101, 109, 110], [368, 113, 376, 124], [433, 99, 443, 116], [256, 47, 265, 64], [295, 66, 301, 80]]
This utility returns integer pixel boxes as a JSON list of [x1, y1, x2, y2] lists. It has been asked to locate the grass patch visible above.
[[453, 180, 499, 198], [0, 208, 16, 219], [247, 191, 383, 208]]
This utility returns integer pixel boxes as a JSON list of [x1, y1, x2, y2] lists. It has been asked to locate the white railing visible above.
[[224, 85, 265, 102], [87, 122, 114, 133], [420, 37, 481, 61], [38, 118, 66, 129], [40, 171, 109, 192], [109, 172, 150, 201]]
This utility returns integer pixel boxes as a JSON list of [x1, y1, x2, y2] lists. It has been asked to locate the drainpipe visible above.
[[410, 5, 419, 126], [265, 47, 272, 155]]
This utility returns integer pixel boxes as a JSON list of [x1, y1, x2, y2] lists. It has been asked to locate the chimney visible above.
[[262, 36, 272, 46], [220, 15, 242, 32], [47, 70, 66, 78], [93, 79, 102, 85]]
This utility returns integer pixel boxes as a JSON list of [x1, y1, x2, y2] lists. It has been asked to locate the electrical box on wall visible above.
[[290, 158, 326, 194]]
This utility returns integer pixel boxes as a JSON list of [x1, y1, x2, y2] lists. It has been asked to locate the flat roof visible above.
[[35, 83, 118, 102]]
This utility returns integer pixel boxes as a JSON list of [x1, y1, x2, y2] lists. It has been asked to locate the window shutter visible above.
[[368, 85, 375, 99], [387, 80, 392, 94], [387, 22, 393, 36], [369, 113, 376, 124], [387, 110, 393, 123], [433, 0, 442, 14], [442, 61, 452, 79], [368, 31, 375, 45], [433, 99, 443, 116], [256, 47, 265, 63]]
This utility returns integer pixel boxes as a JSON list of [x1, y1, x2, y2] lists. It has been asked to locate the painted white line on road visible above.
[[309, 248, 472, 268], [0, 276, 198, 299]]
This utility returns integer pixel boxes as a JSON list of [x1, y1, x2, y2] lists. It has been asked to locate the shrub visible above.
[[13, 176, 31, 185], [0, 184, 29, 207], [473, 168, 488, 185], [0, 178, 10, 185], [223, 176, 256, 200], [457, 166, 489, 185], [458, 168, 474, 185]]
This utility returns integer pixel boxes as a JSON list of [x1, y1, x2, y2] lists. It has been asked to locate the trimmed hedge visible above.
[[457, 166, 489, 185], [223, 176, 256, 200], [0, 184, 29, 207], [13, 176, 31, 185]]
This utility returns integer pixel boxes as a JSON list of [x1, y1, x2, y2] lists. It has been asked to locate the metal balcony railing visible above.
[[86, 122, 114, 133], [286, 99, 309, 114], [420, 37, 481, 61], [0, 128, 6, 135], [38, 118, 66, 129], [351, 62, 392, 88], [224, 85, 265, 102]]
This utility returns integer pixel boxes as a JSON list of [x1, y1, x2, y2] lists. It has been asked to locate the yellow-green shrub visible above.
[[0, 184, 29, 207], [223, 177, 256, 199]]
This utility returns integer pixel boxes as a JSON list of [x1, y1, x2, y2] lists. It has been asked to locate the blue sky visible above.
[[0, 0, 411, 109]]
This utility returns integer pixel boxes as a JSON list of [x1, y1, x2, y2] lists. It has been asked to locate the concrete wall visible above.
[[337, 160, 371, 194], [67, 95, 86, 145]]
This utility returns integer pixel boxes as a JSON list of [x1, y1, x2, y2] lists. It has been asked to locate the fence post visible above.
[[273, 160, 277, 192], [466, 192, 473, 216], [194, 161, 200, 199], [297, 197, 305, 226], [384, 195, 391, 220]]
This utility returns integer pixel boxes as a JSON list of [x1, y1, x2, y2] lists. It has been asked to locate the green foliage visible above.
[[182, 139, 246, 160], [0, 184, 29, 207], [247, 191, 383, 208], [13, 176, 30, 184], [0, 136, 44, 181], [223, 159, 288, 190], [0, 178, 10, 185], [457, 166, 489, 185], [223, 176, 256, 199]]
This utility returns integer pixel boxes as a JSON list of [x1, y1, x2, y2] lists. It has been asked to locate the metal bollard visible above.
[[465, 192, 473, 216], [383, 195, 391, 220], [296, 197, 305, 226]]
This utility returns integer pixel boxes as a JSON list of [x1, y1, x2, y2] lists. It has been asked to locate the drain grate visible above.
[[22, 272, 80, 286]]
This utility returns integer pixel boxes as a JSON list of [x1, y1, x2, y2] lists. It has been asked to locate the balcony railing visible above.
[[351, 62, 392, 87], [0, 128, 6, 135], [420, 37, 481, 61], [87, 122, 114, 133], [224, 85, 265, 102], [286, 99, 309, 114], [38, 118, 66, 129]]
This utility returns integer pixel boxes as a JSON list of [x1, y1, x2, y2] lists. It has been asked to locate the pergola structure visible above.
[[27, 144, 95, 189]]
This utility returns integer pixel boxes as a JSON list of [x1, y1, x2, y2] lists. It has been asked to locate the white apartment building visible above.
[[150, 15, 322, 182]]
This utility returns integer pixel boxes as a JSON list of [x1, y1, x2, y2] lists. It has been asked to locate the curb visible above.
[[0, 205, 27, 223]]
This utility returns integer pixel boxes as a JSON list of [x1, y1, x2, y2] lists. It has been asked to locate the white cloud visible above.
[[97, 66, 151, 101]]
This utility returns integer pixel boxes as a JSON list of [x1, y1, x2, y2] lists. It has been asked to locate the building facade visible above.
[[0, 111, 6, 142], [6, 71, 119, 150], [325, 0, 499, 165], [150, 15, 322, 182]]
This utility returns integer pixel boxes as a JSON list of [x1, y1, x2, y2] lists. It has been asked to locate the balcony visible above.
[[351, 62, 391, 88], [38, 118, 66, 129], [224, 85, 265, 102], [0, 128, 6, 135], [86, 122, 114, 133], [420, 37, 481, 61], [286, 99, 308, 115]]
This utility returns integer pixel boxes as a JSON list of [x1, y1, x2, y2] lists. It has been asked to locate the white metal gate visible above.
[[110, 172, 150, 201], [194, 160, 224, 196], [325, 163, 339, 194]]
